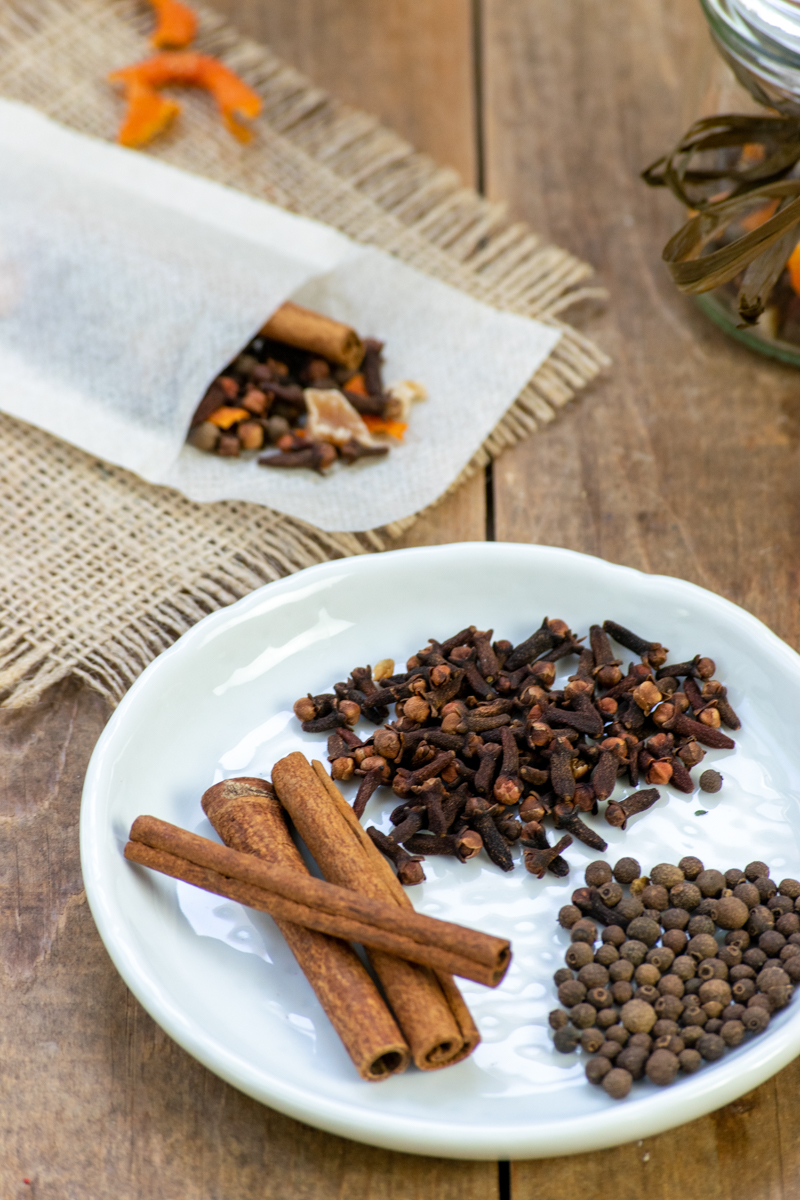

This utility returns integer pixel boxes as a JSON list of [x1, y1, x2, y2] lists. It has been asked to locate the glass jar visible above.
[[690, 0, 800, 363]]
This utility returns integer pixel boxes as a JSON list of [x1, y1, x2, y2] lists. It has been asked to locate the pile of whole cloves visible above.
[[552, 857, 799, 1099], [292, 620, 740, 883]]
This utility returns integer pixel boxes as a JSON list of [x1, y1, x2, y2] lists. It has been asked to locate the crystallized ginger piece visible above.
[[304, 388, 376, 447]]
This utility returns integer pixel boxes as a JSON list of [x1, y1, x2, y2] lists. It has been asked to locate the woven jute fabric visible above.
[[0, 0, 608, 708]]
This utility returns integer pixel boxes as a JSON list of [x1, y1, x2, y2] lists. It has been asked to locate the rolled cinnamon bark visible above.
[[272, 752, 482, 1070], [126, 814, 510, 984], [310, 762, 481, 1061], [202, 778, 409, 1082], [260, 301, 365, 371]]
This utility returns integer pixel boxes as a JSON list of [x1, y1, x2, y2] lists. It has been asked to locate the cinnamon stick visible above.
[[272, 752, 483, 1070], [201, 777, 409, 1082], [310, 761, 481, 1063], [260, 301, 365, 371], [125, 814, 511, 985]]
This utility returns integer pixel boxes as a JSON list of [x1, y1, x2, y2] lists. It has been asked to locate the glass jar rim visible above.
[[701, 0, 800, 87]]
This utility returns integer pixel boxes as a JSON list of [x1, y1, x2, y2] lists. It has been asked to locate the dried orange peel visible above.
[[148, 0, 197, 48], [362, 414, 408, 440], [108, 52, 262, 147], [207, 406, 252, 429]]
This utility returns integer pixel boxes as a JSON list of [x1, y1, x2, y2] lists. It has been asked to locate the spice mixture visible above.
[[187, 302, 424, 471], [293, 620, 739, 882], [551, 856, 798, 1099]]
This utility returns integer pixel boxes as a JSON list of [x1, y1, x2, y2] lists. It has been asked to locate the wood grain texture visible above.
[[216, 0, 479, 182], [481, 0, 800, 1193], [0, 3, 489, 1194], [484, 0, 800, 653]]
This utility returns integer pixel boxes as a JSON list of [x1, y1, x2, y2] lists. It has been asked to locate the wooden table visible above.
[[3, 1, 800, 1195]]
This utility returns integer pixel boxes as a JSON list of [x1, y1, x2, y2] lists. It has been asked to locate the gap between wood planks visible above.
[[471, 0, 497, 545]]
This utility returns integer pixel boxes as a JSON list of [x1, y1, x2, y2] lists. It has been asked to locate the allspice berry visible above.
[[699, 769, 723, 793], [696, 869, 726, 897], [745, 861, 770, 882], [616, 1045, 648, 1079], [641, 885, 670, 911], [599, 881, 624, 907], [651, 863, 685, 889], [602, 1068, 633, 1099], [678, 1048, 702, 1073], [585, 860, 613, 887], [549, 1009, 569, 1030], [558, 980, 586, 1007], [620, 940, 649, 966], [577, 963, 610, 989], [554, 1025, 581, 1052], [558, 904, 582, 929], [733, 881, 760, 909], [646, 1048, 680, 1086], [620, 998, 657, 1033], [581, 1027, 605, 1054], [570, 1003, 599, 1029], [687, 933, 719, 961], [662, 929, 688, 954], [720, 1020, 745, 1047], [714, 897, 753, 931], [626, 917, 662, 947], [697, 1033, 726, 1061], [742, 1007, 770, 1034], [670, 882, 702, 910], [566, 942, 594, 969], [586, 1056, 612, 1084], [678, 856, 704, 880], [762, 960, 791, 988], [698, 979, 732, 1007], [613, 857, 641, 885]]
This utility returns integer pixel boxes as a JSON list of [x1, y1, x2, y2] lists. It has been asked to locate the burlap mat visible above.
[[0, 0, 608, 708]]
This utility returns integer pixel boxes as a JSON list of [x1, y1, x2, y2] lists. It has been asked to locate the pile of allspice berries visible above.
[[550, 856, 800, 1099]]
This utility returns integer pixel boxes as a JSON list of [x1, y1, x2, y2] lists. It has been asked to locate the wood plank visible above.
[[480, 0, 800, 1193], [215, 0, 479, 182], [0, 3, 492, 1195], [485, 0, 800, 655], [0, 678, 498, 1198], [511, 1070, 792, 1200]]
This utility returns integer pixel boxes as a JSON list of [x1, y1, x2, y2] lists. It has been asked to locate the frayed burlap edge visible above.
[[0, 0, 609, 707]]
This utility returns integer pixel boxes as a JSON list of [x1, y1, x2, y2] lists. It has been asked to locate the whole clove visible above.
[[293, 620, 741, 881], [605, 787, 660, 831]]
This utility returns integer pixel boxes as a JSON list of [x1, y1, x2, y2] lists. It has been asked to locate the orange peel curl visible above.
[[109, 52, 262, 147]]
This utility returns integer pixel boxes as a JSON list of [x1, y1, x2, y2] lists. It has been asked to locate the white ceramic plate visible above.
[[81, 543, 800, 1159]]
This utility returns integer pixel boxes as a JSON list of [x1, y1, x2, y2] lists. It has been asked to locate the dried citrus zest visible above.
[[207, 406, 251, 429], [343, 372, 368, 396], [787, 241, 800, 297], [362, 415, 408, 440], [114, 81, 180, 148], [108, 53, 261, 147], [149, 0, 197, 48]]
